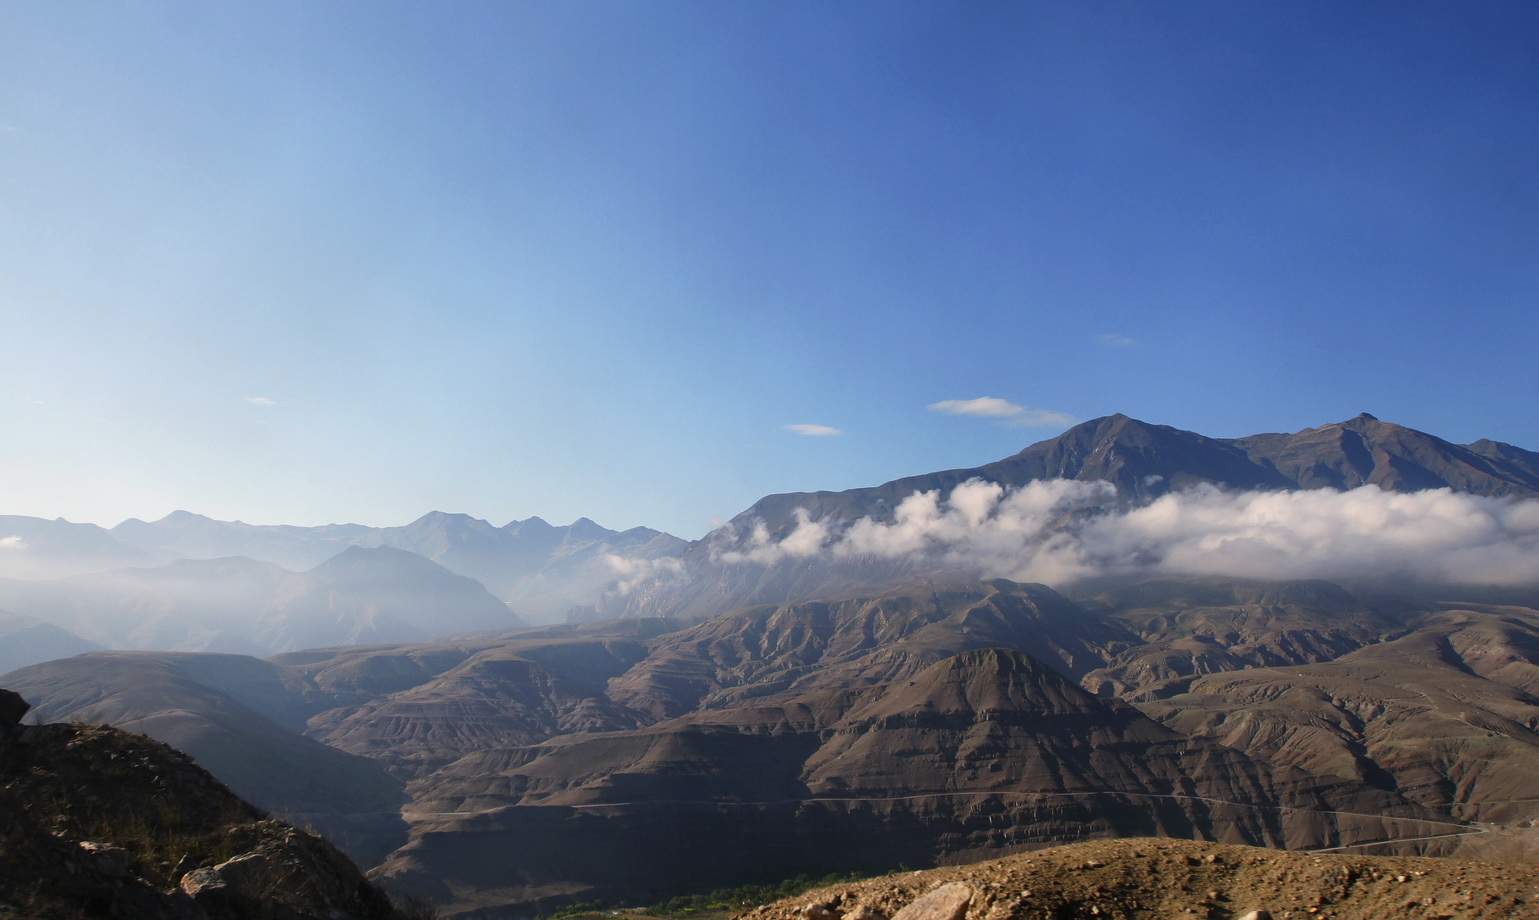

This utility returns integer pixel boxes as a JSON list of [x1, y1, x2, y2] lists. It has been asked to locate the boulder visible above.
[[892, 883, 973, 920]]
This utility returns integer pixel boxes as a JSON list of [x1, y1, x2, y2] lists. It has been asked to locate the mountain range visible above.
[[598, 413, 1539, 620], [5, 412, 1539, 914], [0, 511, 688, 667], [716, 413, 1539, 542]]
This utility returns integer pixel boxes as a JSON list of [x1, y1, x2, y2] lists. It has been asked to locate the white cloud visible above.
[[928, 398, 1073, 427], [0, 536, 25, 550], [785, 424, 843, 436], [929, 397, 1024, 418], [606, 554, 685, 594], [244, 396, 277, 407], [717, 480, 1539, 589], [718, 508, 834, 565], [1096, 334, 1141, 348]]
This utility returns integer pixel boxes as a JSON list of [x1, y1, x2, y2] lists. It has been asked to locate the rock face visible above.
[[0, 694, 410, 920]]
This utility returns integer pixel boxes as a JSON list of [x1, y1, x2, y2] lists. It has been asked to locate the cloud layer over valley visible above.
[[717, 479, 1539, 589]]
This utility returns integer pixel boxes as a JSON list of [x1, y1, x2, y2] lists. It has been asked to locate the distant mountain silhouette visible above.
[[0, 547, 519, 660], [0, 515, 153, 580], [109, 510, 686, 623]]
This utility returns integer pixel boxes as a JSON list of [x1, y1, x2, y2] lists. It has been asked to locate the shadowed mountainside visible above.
[[3, 651, 409, 866], [0, 689, 410, 920]]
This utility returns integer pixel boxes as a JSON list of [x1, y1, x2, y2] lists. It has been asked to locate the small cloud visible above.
[[1096, 334, 1141, 348], [929, 397, 1024, 418], [0, 536, 25, 550], [785, 424, 843, 437], [244, 396, 277, 407], [928, 398, 1073, 428]]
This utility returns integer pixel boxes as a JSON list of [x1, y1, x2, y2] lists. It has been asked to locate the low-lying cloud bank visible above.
[[717, 479, 1539, 588]]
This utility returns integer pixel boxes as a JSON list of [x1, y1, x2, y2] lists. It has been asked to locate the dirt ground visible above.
[[736, 837, 1539, 920]]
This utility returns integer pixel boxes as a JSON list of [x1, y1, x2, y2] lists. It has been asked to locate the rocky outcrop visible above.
[[744, 837, 1539, 920], [0, 692, 412, 920]]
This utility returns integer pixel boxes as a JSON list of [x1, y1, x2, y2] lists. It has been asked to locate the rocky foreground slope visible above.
[[0, 689, 413, 920], [746, 836, 1539, 920]]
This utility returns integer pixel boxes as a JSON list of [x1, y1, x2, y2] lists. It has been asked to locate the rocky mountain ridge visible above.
[[725, 413, 1539, 542], [0, 510, 687, 630], [600, 413, 1539, 621], [0, 688, 412, 920]]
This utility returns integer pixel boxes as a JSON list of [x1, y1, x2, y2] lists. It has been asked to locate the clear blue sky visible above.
[[3, 2, 1536, 539]]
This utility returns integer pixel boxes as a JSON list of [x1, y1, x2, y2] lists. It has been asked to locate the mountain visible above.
[[13, 575, 1539, 913], [111, 510, 378, 571], [726, 413, 1539, 541], [0, 689, 411, 920], [364, 511, 687, 622], [375, 646, 1436, 910], [0, 610, 102, 675], [0, 546, 521, 659], [109, 510, 687, 624], [0, 514, 153, 580], [9, 412, 1539, 915], [2, 651, 407, 865], [1139, 602, 1539, 825], [597, 413, 1539, 620]]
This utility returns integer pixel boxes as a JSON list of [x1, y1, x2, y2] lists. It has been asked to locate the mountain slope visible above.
[[0, 691, 409, 920], [1140, 601, 1539, 825], [378, 647, 1441, 912], [2, 652, 408, 865], [0, 610, 102, 675]]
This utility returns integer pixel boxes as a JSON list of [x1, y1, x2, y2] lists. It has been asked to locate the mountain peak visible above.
[[157, 510, 212, 525]]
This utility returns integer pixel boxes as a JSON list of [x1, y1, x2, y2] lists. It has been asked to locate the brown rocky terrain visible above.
[[369, 646, 1445, 912], [1139, 602, 1539, 832], [742, 836, 1539, 920], [14, 578, 1539, 916], [0, 688, 412, 920]]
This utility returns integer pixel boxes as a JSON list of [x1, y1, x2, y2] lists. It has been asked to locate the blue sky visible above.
[[2, 2, 1536, 539]]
